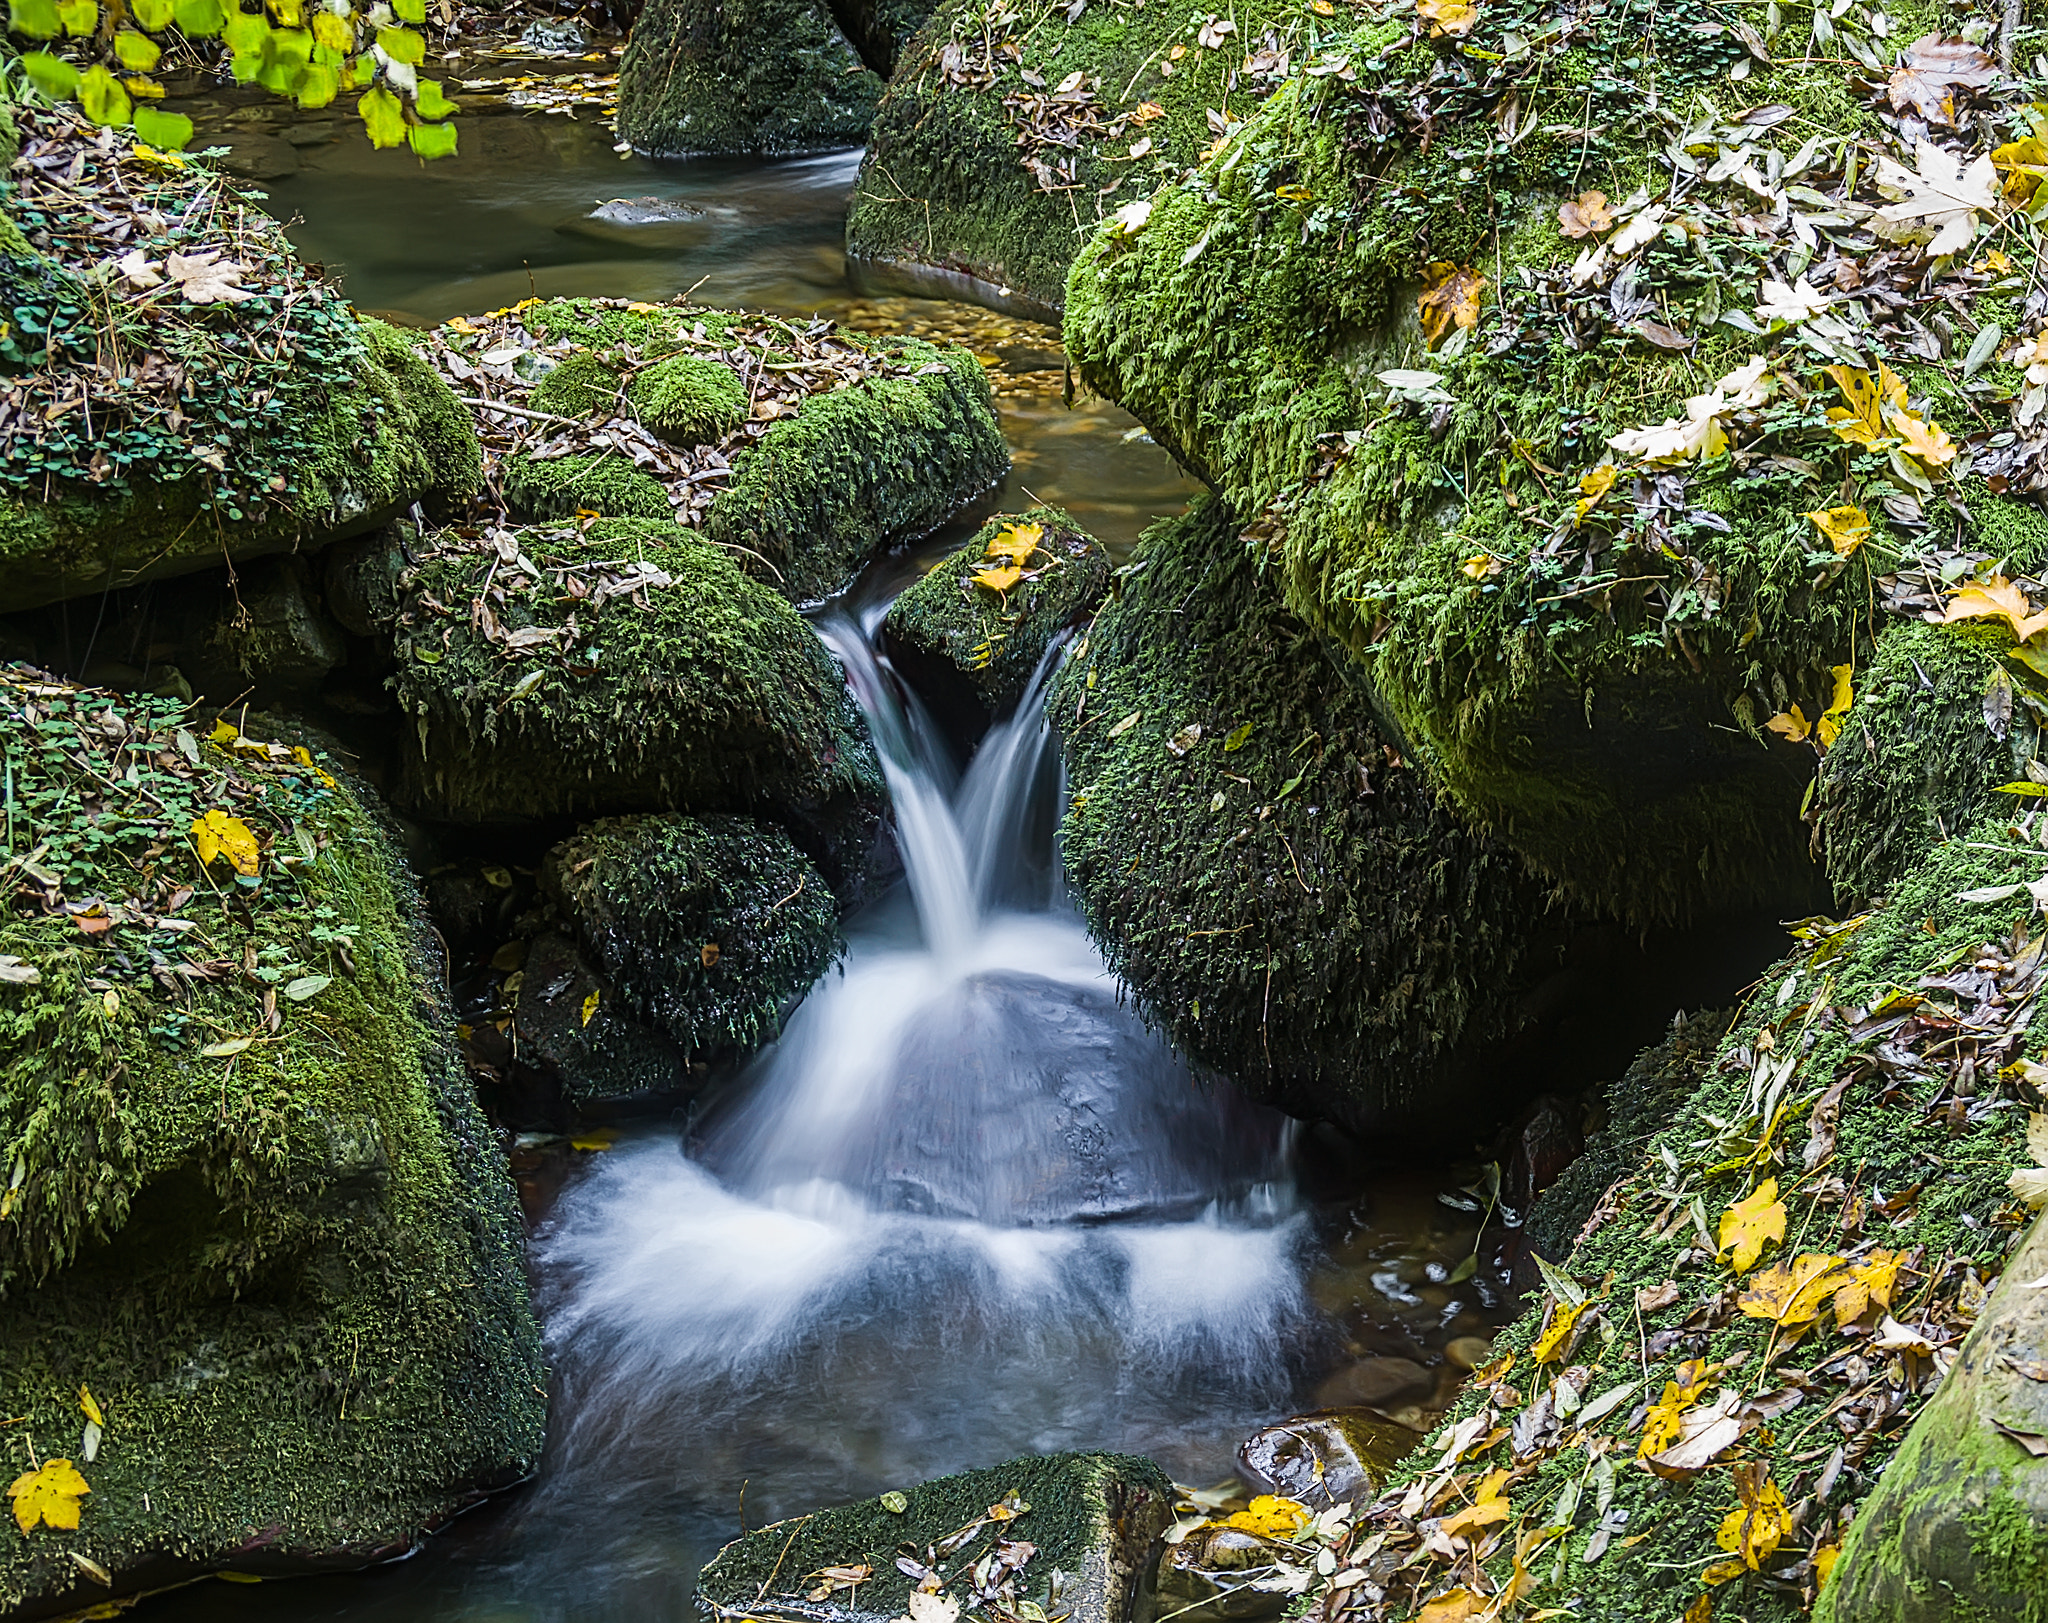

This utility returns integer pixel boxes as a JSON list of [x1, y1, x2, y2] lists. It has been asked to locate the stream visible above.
[[137, 96, 1517, 1621]]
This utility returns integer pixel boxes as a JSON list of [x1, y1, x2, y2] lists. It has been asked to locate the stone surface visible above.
[[1309, 1357, 1436, 1415], [1238, 1409, 1415, 1510]]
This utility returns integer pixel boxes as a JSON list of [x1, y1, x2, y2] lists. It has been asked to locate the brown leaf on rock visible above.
[[1558, 190, 1612, 238], [1419, 262, 1486, 348], [1887, 35, 1998, 126]]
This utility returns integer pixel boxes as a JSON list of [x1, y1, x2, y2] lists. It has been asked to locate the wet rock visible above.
[[824, 0, 932, 77], [699, 1452, 1173, 1623], [1821, 1210, 2048, 1623], [512, 930, 688, 1107], [282, 120, 337, 147], [1444, 1336, 1496, 1372], [616, 0, 880, 158], [1152, 1528, 1295, 1623], [519, 16, 590, 51], [884, 507, 1110, 742], [1311, 1357, 1435, 1414], [191, 554, 348, 699], [1238, 1409, 1414, 1510], [555, 196, 718, 253]]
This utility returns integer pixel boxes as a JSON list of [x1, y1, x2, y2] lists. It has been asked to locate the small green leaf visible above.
[[358, 83, 405, 146], [880, 1492, 909, 1514], [293, 58, 338, 107], [132, 104, 192, 147], [170, 0, 225, 36], [113, 28, 161, 69], [1275, 768, 1305, 800], [76, 62, 131, 126], [283, 974, 332, 1002], [1223, 721, 1253, 752], [350, 52, 376, 85], [221, 9, 266, 52], [130, 0, 172, 26], [54, 0, 95, 35], [391, 0, 424, 19], [375, 22, 423, 62], [20, 48, 79, 97], [406, 117, 456, 158], [412, 643, 443, 663], [200, 1036, 254, 1058], [7, 0, 61, 38], [413, 75, 456, 118]]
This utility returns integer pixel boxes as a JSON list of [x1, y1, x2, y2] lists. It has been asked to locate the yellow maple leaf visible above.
[[1530, 1297, 1589, 1363], [8, 1459, 88, 1533], [1419, 262, 1486, 349], [1765, 704, 1812, 743], [1823, 362, 1911, 450], [1737, 1252, 1852, 1329], [1939, 576, 2048, 644], [1637, 1359, 1712, 1458], [1573, 461, 1618, 526], [1439, 1468, 1512, 1541], [1833, 1248, 1908, 1327], [1415, 1590, 1490, 1623], [1806, 505, 1871, 557], [1815, 663, 1854, 751], [1889, 405, 1957, 470], [1557, 190, 1612, 238], [984, 522, 1045, 567], [1415, 0, 1478, 36], [190, 809, 261, 877], [971, 563, 1026, 594], [1461, 552, 1501, 579], [1717, 1179, 1787, 1274], [1223, 1494, 1310, 1537], [1992, 135, 2048, 205], [1715, 1465, 1793, 1572]]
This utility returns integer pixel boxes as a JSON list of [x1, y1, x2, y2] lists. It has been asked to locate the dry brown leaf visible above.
[[1419, 261, 1486, 349], [1886, 34, 1997, 126], [1557, 190, 1612, 238]]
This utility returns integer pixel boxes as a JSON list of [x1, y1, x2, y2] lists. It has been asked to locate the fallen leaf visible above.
[[1806, 505, 1872, 557], [1939, 576, 2048, 644], [8, 1460, 88, 1533], [1886, 35, 1997, 125], [1573, 461, 1618, 526], [283, 974, 331, 1002], [1992, 135, 2048, 205], [1738, 1252, 1852, 1329], [581, 988, 600, 1027], [1718, 1179, 1788, 1273], [1107, 711, 1141, 738], [972, 563, 1026, 593], [191, 809, 260, 876], [1438, 1469, 1512, 1541], [1992, 1421, 2048, 1458], [1558, 190, 1611, 238], [164, 248, 257, 305], [0, 955, 40, 986], [985, 522, 1045, 566], [2008, 1111, 2048, 1207], [1414, 0, 1477, 33], [1419, 262, 1486, 348], [1816, 663, 1854, 751], [1531, 1298, 1590, 1363], [1638, 1359, 1712, 1458], [78, 1388, 102, 1428], [1224, 1494, 1310, 1537], [1196, 16, 1234, 47], [1415, 1590, 1490, 1623], [1715, 1463, 1793, 1571], [1757, 276, 1829, 326], [1645, 1388, 1747, 1476], [700, 942, 720, 968], [1833, 1249, 1909, 1327], [1874, 140, 1999, 258]]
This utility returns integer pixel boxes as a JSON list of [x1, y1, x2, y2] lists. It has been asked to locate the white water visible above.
[[502, 612, 1314, 1617]]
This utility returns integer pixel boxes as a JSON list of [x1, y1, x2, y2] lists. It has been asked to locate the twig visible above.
[[457, 396, 584, 427]]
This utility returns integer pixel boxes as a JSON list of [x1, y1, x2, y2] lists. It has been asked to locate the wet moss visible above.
[[883, 506, 1111, 734], [530, 350, 626, 421], [389, 518, 885, 896], [501, 451, 676, 523], [1050, 496, 1568, 1133], [615, 0, 880, 157], [631, 352, 750, 443], [0, 677, 543, 1613], [542, 812, 841, 1067]]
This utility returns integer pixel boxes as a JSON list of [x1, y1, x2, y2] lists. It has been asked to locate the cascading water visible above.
[[297, 613, 1318, 1620]]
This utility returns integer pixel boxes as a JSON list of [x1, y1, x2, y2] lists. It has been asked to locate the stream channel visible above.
[[139, 87, 1520, 1622]]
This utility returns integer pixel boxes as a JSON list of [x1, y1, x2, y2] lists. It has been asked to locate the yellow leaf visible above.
[[1813, 1541, 1842, 1586], [1888, 405, 1957, 470], [1766, 706, 1812, 742], [310, 8, 350, 48], [700, 942, 720, 968], [1439, 1468, 1512, 1540], [1558, 190, 1612, 238], [1806, 505, 1872, 557], [1415, 1589, 1490, 1623], [1992, 136, 2048, 205], [78, 1386, 102, 1427], [1275, 183, 1314, 203], [1684, 1596, 1714, 1623], [1222, 1494, 1310, 1537], [1461, 552, 1500, 579], [1415, 0, 1477, 36], [1717, 1179, 1787, 1273], [580, 988, 600, 1027], [1737, 1253, 1852, 1329], [1419, 262, 1486, 349], [190, 809, 261, 877], [1939, 576, 2048, 644], [568, 1130, 616, 1152], [1637, 1359, 1711, 1458], [1823, 363, 1891, 450], [984, 521, 1044, 567], [1530, 1297, 1588, 1363], [8, 1460, 88, 1533], [1715, 1465, 1793, 1571], [208, 717, 239, 745], [1815, 663, 1854, 751], [1833, 1248, 1908, 1327], [972, 563, 1026, 594]]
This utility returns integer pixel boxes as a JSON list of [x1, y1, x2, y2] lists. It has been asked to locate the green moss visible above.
[[503, 451, 677, 522], [390, 518, 885, 895], [531, 350, 626, 420], [882, 505, 1110, 731], [543, 813, 841, 1064], [1050, 496, 1568, 1131], [630, 352, 749, 443], [0, 673, 543, 1611], [615, 0, 880, 157], [847, 0, 1306, 313]]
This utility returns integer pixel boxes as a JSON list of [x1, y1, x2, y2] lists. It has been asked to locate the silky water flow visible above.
[[505, 608, 1316, 1613]]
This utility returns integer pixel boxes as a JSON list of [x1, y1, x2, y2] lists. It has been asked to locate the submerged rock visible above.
[[508, 814, 842, 1105], [884, 507, 1111, 738], [387, 518, 887, 893], [554, 196, 720, 253], [0, 671, 543, 1617], [1237, 1409, 1414, 1510], [616, 0, 880, 157], [0, 105, 478, 614], [699, 1452, 1174, 1623], [846, 0, 1300, 316], [422, 297, 1009, 605]]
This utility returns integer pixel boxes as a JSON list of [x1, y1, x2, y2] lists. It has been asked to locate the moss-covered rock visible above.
[[846, 0, 1303, 316], [1050, 496, 1572, 1135], [825, 0, 933, 78], [0, 669, 544, 1615], [514, 814, 840, 1103], [0, 109, 479, 614], [388, 519, 886, 894], [615, 0, 881, 157], [424, 299, 1009, 605], [1062, 12, 2044, 924], [699, 1452, 1174, 1623], [884, 506, 1111, 737], [1820, 1211, 2048, 1623]]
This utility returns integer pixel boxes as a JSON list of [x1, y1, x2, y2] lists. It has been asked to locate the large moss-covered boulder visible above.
[[0, 105, 479, 613], [0, 670, 544, 1616], [845, 0, 1302, 315], [1064, 12, 2045, 924], [1051, 496, 1571, 1135], [884, 507, 1111, 737], [421, 298, 1008, 605], [388, 519, 886, 892], [508, 814, 841, 1105], [615, 0, 880, 157], [699, 1453, 1174, 1623], [1820, 1211, 2048, 1623]]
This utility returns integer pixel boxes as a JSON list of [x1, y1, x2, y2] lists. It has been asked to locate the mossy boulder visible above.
[[0, 110, 479, 614], [0, 670, 544, 1616], [388, 519, 886, 895], [615, 0, 880, 157], [1062, 14, 2044, 925], [826, 0, 933, 77], [884, 507, 1111, 737], [1050, 496, 1572, 1136], [846, 0, 1302, 316], [1820, 1211, 2048, 1623], [510, 814, 840, 1104], [699, 1452, 1174, 1623], [426, 299, 1009, 605]]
